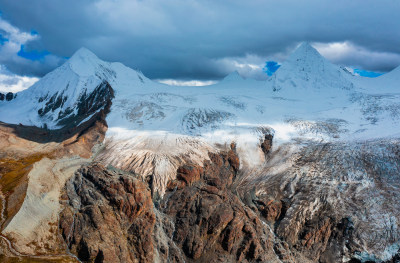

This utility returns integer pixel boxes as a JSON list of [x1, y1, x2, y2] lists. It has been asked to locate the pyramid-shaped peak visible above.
[[297, 42, 316, 51], [287, 42, 324, 62], [269, 42, 353, 92], [67, 47, 105, 76], [276, 41, 335, 74], [69, 47, 100, 62], [222, 71, 244, 82]]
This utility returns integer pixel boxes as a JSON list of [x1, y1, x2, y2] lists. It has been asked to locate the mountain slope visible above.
[[358, 64, 400, 94], [375, 64, 400, 85]]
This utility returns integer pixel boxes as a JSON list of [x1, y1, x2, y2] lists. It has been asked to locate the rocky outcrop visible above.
[[60, 145, 292, 263], [252, 193, 283, 222], [0, 92, 15, 101], [240, 140, 400, 262], [58, 139, 400, 263], [48, 81, 114, 129], [160, 144, 283, 262], [260, 134, 273, 155], [59, 164, 155, 263]]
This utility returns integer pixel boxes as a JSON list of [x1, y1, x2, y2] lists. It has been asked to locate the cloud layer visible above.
[[0, 65, 38, 93], [0, 0, 399, 80], [0, 18, 65, 76]]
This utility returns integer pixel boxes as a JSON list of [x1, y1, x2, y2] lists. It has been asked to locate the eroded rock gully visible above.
[[59, 138, 400, 263]]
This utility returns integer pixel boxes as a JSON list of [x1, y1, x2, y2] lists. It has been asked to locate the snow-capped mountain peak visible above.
[[0, 47, 118, 129], [268, 42, 353, 93], [286, 42, 323, 64], [69, 47, 99, 62], [283, 41, 334, 78], [67, 47, 108, 77], [222, 71, 244, 82]]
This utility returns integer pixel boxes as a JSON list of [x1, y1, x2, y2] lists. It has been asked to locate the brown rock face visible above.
[[159, 145, 282, 262], [162, 184, 276, 262], [59, 138, 400, 263], [203, 145, 239, 188], [59, 144, 288, 263], [59, 164, 155, 263], [260, 134, 273, 155], [176, 164, 203, 186], [253, 194, 283, 222]]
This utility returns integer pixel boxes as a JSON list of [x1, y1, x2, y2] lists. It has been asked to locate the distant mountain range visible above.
[[1, 43, 400, 262]]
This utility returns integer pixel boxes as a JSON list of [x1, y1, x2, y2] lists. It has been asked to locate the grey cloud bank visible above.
[[0, 0, 399, 80]]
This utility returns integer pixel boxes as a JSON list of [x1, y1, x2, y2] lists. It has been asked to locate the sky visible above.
[[0, 0, 399, 90]]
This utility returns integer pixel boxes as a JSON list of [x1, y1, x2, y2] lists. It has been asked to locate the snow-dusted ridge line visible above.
[[0, 43, 399, 140], [0, 42, 399, 152]]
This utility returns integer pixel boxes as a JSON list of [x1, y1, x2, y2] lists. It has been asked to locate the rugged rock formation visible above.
[[58, 139, 400, 263], [0, 104, 109, 261], [2, 123, 399, 263], [60, 145, 294, 263], [260, 134, 273, 156], [59, 164, 155, 263], [160, 145, 283, 262], [240, 140, 400, 262]]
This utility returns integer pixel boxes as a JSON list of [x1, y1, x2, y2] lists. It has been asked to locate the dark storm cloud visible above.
[[0, 0, 399, 80]]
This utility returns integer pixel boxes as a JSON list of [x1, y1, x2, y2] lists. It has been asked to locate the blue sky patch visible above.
[[263, 61, 281, 76], [17, 44, 50, 61], [0, 34, 8, 45], [353, 69, 383, 78]]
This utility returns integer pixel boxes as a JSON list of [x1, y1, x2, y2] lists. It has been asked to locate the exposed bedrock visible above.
[[0, 92, 15, 101], [240, 140, 400, 263], [60, 144, 295, 262], [260, 133, 273, 156], [59, 164, 155, 263], [0, 101, 110, 260], [159, 144, 285, 262], [59, 138, 400, 263]]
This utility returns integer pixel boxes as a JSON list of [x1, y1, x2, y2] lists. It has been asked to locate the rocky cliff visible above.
[[57, 138, 400, 263]]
